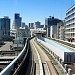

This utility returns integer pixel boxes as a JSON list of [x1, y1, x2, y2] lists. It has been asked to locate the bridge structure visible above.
[[0, 37, 75, 75]]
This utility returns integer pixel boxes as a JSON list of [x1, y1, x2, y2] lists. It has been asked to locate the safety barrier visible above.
[[51, 38, 75, 48]]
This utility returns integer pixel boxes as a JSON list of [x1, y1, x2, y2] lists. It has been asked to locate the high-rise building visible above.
[[12, 13, 22, 29], [21, 22, 25, 28], [65, 5, 75, 42], [45, 16, 61, 38], [34, 21, 41, 29], [39, 25, 44, 28], [0, 16, 10, 39], [29, 23, 34, 29]]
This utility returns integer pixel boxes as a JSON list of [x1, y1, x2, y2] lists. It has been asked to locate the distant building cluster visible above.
[[43, 4, 75, 44], [0, 4, 75, 44]]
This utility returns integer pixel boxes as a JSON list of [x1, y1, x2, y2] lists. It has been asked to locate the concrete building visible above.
[[0, 16, 10, 39], [12, 13, 22, 29], [30, 28, 46, 37], [21, 22, 25, 28], [39, 25, 44, 28], [10, 27, 30, 39], [16, 27, 30, 38], [65, 5, 75, 43], [0, 29, 3, 39], [43, 25, 47, 30], [29, 23, 34, 29], [45, 16, 61, 38], [34, 21, 41, 29], [57, 21, 65, 40], [10, 29, 17, 38]]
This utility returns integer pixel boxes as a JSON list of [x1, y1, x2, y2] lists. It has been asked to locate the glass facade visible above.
[[13, 13, 22, 29], [0, 17, 10, 39]]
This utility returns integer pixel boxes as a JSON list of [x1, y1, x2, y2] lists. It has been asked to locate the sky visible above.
[[0, 0, 74, 26]]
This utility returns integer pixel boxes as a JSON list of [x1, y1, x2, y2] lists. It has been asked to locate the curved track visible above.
[[30, 38, 57, 75]]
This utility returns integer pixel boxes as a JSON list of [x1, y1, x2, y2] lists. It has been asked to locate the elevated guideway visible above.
[[30, 38, 60, 75], [0, 38, 32, 75], [36, 37, 75, 75], [0, 37, 74, 75], [37, 38, 75, 63]]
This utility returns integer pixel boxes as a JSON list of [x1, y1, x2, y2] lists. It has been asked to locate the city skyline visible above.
[[0, 1, 75, 74], [0, 0, 74, 25]]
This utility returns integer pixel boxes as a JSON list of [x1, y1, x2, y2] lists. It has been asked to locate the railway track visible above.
[[35, 38, 65, 75], [30, 38, 58, 75]]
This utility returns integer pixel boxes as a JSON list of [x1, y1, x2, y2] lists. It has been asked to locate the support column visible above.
[[64, 64, 68, 72], [68, 68, 72, 75], [61, 61, 64, 67]]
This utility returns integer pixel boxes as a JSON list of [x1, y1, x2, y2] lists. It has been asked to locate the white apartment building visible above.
[[65, 5, 75, 42], [16, 27, 30, 38], [10, 27, 30, 38], [57, 21, 65, 40]]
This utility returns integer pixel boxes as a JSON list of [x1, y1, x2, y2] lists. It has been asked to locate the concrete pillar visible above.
[[68, 68, 72, 75], [54, 55, 56, 59], [59, 58, 60, 62], [53, 53, 55, 58], [61, 61, 64, 67], [53, 52, 54, 55], [59, 58, 61, 63], [57, 57, 59, 61], [54, 54, 56, 59], [64, 64, 68, 72]]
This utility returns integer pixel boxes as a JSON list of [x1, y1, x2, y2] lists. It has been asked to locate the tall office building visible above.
[[45, 16, 61, 38], [34, 21, 41, 29], [21, 22, 25, 28], [29, 23, 34, 29], [65, 5, 75, 42], [0, 16, 10, 39], [12, 13, 22, 29]]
